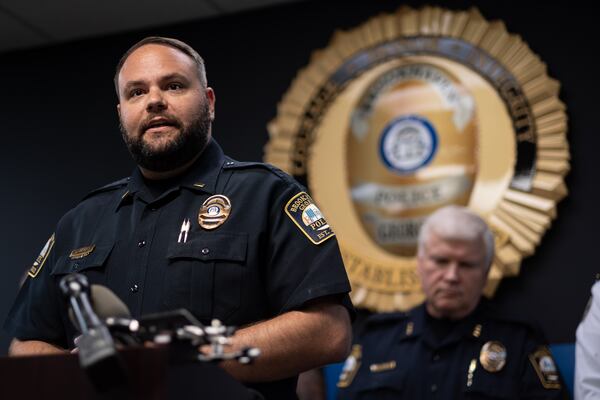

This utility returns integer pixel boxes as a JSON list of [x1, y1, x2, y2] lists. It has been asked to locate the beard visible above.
[[120, 101, 212, 173]]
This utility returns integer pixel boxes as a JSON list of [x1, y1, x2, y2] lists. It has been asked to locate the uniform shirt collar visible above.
[[117, 138, 225, 210], [401, 300, 485, 349]]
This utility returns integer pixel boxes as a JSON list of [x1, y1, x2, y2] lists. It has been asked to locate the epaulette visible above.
[[223, 159, 300, 185], [364, 311, 410, 327], [481, 306, 544, 339], [80, 177, 130, 202]]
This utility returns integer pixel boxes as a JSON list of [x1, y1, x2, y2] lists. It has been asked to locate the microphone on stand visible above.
[[59, 273, 128, 393], [88, 283, 260, 364]]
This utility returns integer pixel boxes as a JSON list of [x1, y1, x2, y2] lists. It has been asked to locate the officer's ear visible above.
[[205, 87, 215, 121], [117, 103, 121, 118]]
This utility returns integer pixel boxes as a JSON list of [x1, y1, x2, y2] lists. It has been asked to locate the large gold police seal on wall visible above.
[[265, 7, 569, 312]]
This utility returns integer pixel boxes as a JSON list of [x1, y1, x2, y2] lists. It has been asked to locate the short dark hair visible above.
[[114, 36, 207, 97]]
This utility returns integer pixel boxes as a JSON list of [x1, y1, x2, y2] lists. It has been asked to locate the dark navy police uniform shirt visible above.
[[337, 301, 569, 400], [4, 139, 353, 399]]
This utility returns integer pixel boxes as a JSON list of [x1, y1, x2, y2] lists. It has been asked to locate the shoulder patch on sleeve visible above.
[[28, 233, 55, 278], [337, 344, 362, 388], [529, 346, 561, 390], [284, 192, 335, 245]]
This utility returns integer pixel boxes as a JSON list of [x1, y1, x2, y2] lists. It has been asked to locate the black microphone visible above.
[[89, 284, 141, 346], [59, 273, 128, 393]]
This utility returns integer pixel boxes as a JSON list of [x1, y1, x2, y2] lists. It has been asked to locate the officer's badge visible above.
[[285, 192, 335, 245], [69, 245, 96, 260], [479, 341, 507, 373], [198, 195, 231, 230], [337, 345, 362, 388], [529, 346, 561, 389], [28, 233, 55, 278]]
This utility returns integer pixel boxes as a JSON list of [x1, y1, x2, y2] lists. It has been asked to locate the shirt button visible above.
[[138, 240, 146, 248], [432, 354, 440, 361], [431, 384, 438, 393], [201, 248, 210, 255], [130, 284, 139, 293]]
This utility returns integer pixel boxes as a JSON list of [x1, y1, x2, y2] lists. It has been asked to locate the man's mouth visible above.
[[436, 288, 462, 298], [142, 117, 180, 133]]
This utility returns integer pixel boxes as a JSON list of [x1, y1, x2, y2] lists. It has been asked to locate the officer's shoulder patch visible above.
[[81, 177, 130, 202], [337, 344, 362, 388], [284, 192, 335, 245], [28, 233, 55, 278], [529, 346, 561, 390]]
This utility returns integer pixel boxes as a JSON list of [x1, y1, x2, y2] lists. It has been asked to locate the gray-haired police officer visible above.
[[337, 205, 567, 399]]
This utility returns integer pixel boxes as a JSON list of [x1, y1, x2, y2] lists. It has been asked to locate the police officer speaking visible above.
[[337, 205, 568, 399], [4, 36, 353, 399]]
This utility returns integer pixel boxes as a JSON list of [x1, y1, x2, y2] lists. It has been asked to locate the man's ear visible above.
[[117, 103, 121, 118], [205, 87, 216, 120]]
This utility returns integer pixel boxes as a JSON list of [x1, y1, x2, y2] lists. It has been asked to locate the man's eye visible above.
[[432, 257, 449, 266], [129, 88, 144, 97], [167, 83, 183, 90]]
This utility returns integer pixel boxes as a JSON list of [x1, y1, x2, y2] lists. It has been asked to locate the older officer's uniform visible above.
[[337, 301, 568, 399], [4, 139, 353, 399]]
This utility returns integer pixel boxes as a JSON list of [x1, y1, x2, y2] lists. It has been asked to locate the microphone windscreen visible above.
[[91, 284, 131, 319]]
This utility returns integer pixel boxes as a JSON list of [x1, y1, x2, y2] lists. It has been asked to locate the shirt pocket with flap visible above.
[[165, 231, 248, 322], [50, 243, 114, 286]]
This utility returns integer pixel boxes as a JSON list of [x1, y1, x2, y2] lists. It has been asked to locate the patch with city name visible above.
[[28, 233, 55, 278], [285, 192, 335, 245]]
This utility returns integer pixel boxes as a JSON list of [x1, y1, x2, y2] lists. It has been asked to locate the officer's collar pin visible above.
[[406, 321, 414, 336], [472, 324, 482, 338], [193, 182, 206, 188]]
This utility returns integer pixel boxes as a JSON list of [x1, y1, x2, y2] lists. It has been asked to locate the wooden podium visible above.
[[0, 346, 261, 399]]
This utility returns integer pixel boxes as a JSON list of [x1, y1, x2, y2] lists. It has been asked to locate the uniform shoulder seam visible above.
[[223, 159, 300, 186], [80, 177, 129, 202], [365, 311, 409, 326]]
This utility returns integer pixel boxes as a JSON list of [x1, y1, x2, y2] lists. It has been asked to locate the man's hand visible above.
[[216, 298, 351, 382], [8, 339, 68, 356]]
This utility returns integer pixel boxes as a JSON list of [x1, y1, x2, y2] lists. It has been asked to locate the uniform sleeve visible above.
[[519, 328, 570, 399], [3, 233, 72, 349], [575, 282, 600, 400], [264, 182, 353, 316]]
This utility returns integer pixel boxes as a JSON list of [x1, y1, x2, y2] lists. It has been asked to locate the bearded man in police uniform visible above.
[[337, 205, 568, 399], [4, 36, 353, 400]]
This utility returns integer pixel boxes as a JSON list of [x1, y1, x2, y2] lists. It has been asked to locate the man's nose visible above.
[[443, 263, 460, 281], [146, 88, 167, 113]]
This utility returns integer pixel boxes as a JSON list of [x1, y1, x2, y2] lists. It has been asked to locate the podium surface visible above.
[[0, 347, 260, 399]]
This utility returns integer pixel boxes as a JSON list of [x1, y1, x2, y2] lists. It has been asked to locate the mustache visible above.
[[140, 113, 182, 133]]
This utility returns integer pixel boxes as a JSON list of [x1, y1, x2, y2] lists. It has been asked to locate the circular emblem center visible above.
[[379, 115, 438, 174]]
